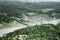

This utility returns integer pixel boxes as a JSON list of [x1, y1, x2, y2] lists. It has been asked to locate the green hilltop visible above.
[[0, 24, 60, 40]]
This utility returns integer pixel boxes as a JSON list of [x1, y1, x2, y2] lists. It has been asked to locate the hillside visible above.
[[0, 1, 60, 24], [0, 1, 60, 29], [0, 1, 60, 40], [0, 24, 60, 40]]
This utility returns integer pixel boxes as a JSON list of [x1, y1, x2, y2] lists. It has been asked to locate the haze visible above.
[[0, 0, 60, 2]]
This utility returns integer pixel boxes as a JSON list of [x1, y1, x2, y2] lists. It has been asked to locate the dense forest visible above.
[[0, 24, 60, 40], [0, 1, 60, 40], [0, 1, 60, 24]]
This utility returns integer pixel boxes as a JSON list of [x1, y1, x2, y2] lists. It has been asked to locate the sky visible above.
[[0, 0, 60, 2]]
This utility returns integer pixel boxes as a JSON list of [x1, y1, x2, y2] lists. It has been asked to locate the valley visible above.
[[0, 1, 60, 40]]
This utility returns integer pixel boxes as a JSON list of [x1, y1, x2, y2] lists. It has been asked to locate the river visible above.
[[0, 18, 60, 37]]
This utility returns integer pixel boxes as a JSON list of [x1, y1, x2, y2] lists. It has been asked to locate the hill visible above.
[[0, 24, 60, 40], [0, 1, 60, 28]]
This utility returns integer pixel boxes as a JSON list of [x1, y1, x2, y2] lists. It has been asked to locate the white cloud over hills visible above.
[[0, 0, 60, 2]]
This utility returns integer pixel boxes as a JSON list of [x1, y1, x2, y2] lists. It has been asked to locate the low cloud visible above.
[[0, 0, 60, 2]]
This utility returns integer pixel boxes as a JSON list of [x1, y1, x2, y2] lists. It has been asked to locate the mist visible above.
[[0, 0, 60, 2]]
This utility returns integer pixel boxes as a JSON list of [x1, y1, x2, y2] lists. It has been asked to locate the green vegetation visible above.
[[0, 1, 60, 24], [0, 1, 60, 40], [0, 24, 60, 40]]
